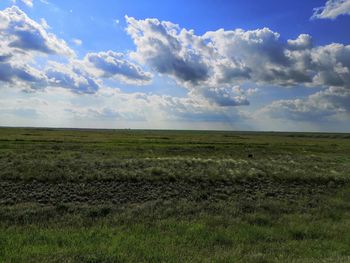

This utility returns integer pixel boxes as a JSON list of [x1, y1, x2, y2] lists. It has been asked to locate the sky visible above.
[[0, 0, 349, 132]]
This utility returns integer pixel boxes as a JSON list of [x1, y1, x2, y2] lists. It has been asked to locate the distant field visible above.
[[0, 128, 350, 262]]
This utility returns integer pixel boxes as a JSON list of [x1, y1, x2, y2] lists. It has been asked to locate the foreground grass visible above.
[[2, 217, 350, 263], [0, 128, 350, 262], [1, 193, 350, 262]]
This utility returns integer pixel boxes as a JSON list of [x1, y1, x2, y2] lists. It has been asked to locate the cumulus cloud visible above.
[[190, 86, 250, 107], [0, 6, 153, 94], [12, 0, 33, 8], [125, 16, 255, 106], [312, 0, 350, 20], [126, 16, 209, 85], [309, 43, 350, 87], [259, 87, 350, 121], [0, 6, 78, 91], [287, 34, 313, 50], [65, 107, 146, 122], [94, 87, 246, 124], [0, 6, 74, 56], [0, 5, 349, 130], [125, 16, 350, 108], [0, 41, 47, 89], [45, 61, 101, 94], [153, 95, 246, 123], [0, 61, 46, 85], [72, 38, 82, 46], [40, 18, 50, 29], [84, 51, 152, 85], [0, 85, 249, 130]]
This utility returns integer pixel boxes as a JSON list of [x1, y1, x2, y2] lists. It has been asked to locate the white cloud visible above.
[[22, 0, 33, 7], [45, 61, 101, 94], [0, 7, 349, 131], [312, 0, 350, 20], [0, 6, 74, 56], [126, 16, 210, 86], [12, 0, 33, 8], [72, 38, 82, 46], [40, 18, 50, 29], [84, 51, 152, 85], [246, 88, 259, 96], [287, 34, 312, 50], [0, 6, 153, 93], [0, 6, 76, 91], [0, 85, 248, 130], [0, 7, 155, 94], [125, 16, 350, 109], [190, 86, 250, 107], [258, 87, 350, 121], [125, 16, 255, 106], [0, 61, 47, 87]]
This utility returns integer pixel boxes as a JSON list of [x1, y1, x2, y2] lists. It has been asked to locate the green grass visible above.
[[0, 127, 349, 262], [2, 217, 349, 263]]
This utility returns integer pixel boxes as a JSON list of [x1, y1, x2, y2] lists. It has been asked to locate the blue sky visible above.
[[5, 0, 350, 53], [0, 0, 349, 131]]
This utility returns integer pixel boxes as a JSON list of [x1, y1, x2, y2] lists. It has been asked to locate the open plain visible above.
[[0, 128, 350, 262]]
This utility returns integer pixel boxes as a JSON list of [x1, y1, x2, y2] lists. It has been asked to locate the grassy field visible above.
[[0, 127, 350, 262]]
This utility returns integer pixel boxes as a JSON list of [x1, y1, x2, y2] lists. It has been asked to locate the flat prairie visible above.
[[0, 128, 349, 262]]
